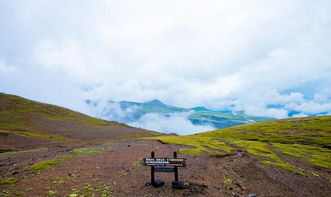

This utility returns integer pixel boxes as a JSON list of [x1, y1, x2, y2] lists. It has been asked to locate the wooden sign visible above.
[[143, 158, 186, 167], [143, 151, 186, 189]]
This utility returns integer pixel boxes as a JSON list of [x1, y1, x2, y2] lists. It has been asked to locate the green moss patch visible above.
[[0, 178, 17, 186], [272, 143, 331, 168], [16, 131, 66, 141], [262, 161, 305, 175], [71, 146, 111, 154], [1, 130, 66, 141], [30, 156, 73, 171], [145, 136, 232, 155], [0, 148, 46, 157], [179, 148, 205, 156]]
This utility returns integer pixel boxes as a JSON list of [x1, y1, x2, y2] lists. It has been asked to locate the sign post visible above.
[[174, 151, 178, 182], [151, 151, 155, 185], [143, 151, 186, 189]]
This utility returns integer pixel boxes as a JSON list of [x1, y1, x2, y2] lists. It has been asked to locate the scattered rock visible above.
[[152, 179, 165, 188], [213, 186, 221, 191], [183, 182, 208, 196], [172, 180, 185, 189]]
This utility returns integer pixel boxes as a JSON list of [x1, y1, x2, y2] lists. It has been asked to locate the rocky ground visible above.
[[1, 140, 330, 197]]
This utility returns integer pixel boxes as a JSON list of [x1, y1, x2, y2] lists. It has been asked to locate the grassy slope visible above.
[[146, 116, 331, 178], [0, 93, 108, 128], [0, 93, 159, 144]]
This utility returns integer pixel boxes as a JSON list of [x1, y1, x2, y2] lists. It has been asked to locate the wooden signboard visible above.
[[143, 158, 186, 167], [143, 151, 186, 188]]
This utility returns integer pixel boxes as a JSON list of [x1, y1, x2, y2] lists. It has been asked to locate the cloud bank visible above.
[[0, 0, 331, 125], [130, 112, 215, 135], [86, 100, 215, 134]]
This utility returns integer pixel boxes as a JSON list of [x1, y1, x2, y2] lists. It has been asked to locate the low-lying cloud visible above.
[[130, 112, 215, 135], [0, 0, 330, 123], [86, 100, 216, 135]]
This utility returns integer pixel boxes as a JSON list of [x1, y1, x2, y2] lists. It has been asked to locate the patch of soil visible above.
[[32, 119, 153, 143], [0, 131, 64, 151]]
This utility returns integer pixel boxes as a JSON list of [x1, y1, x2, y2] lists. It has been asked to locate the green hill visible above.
[[146, 116, 331, 179], [0, 93, 158, 151]]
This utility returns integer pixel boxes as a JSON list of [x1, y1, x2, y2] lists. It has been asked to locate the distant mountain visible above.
[[86, 99, 275, 129]]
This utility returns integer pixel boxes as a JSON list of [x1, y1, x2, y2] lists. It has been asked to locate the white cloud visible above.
[[0, 59, 16, 75], [130, 112, 215, 135], [87, 100, 142, 122], [292, 113, 309, 118], [86, 100, 216, 135], [289, 102, 331, 115], [0, 0, 331, 127]]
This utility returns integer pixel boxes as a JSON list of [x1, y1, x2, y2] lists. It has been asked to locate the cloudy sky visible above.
[[1, 0, 331, 121]]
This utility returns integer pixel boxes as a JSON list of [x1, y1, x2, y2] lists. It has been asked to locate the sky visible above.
[[1, 0, 331, 130]]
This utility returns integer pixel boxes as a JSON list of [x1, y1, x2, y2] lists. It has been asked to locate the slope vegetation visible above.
[[0, 93, 158, 151], [146, 116, 331, 180]]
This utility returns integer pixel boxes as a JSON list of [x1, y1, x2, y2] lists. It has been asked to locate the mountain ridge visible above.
[[86, 99, 275, 129]]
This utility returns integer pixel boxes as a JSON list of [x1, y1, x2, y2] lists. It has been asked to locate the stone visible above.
[[213, 186, 221, 191], [172, 181, 185, 189], [247, 194, 256, 197], [152, 179, 165, 188]]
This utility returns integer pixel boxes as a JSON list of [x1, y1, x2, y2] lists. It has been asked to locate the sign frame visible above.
[[143, 151, 186, 187]]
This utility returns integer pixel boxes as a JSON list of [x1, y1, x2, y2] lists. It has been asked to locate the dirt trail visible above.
[[1, 140, 330, 197]]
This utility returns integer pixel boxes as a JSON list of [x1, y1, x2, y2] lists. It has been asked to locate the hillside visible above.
[[147, 116, 331, 180], [0, 93, 158, 151], [86, 99, 274, 129], [1, 95, 330, 196]]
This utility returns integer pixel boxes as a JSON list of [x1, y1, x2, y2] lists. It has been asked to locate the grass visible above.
[[262, 161, 305, 175], [0, 178, 17, 186], [310, 155, 331, 168], [4, 130, 66, 141], [132, 157, 143, 167], [71, 146, 111, 154], [144, 116, 331, 177], [69, 182, 115, 197], [0, 93, 109, 126], [272, 143, 331, 168], [199, 116, 331, 146], [0, 148, 46, 157], [30, 146, 112, 172], [30, 155, 73, 171], [230, 139, 305, 175], [179, 148, 204, 156], [144, 135, 232, 155], [0, 93, 113, 142]]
